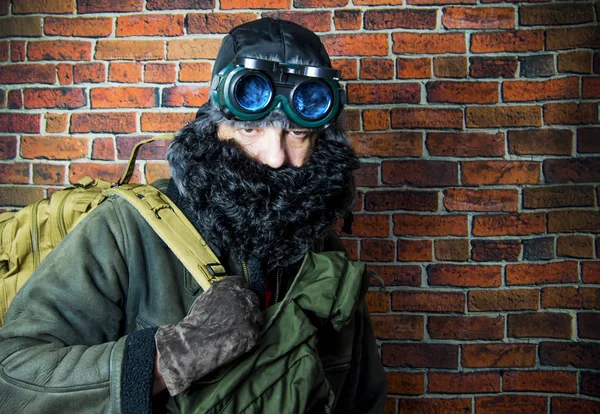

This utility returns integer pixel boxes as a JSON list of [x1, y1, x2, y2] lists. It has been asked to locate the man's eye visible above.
[[239, 128, 259, 136], [288, 130, 309, 138]]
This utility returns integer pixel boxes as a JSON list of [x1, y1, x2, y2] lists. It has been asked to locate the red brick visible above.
[[359, 58, 394, 80], [364, 9, 437, 30], [73, 63, 105, 83], [145, 161, 169, 183], [557, 235, 594, 259], [473, 213, 546, 237], [427, 81, 498, 104], [8, 90, 23, 109], [472, 240, 521, 262], [582, 372, 600, 398], [392, 290, 465, 312], [382, 161, 458, 187], [365, 291, 389, 313], [544, 102, 598, 125], [45, 113, 68, 133], [262, 11, 331, 33], [140, 112, 195, 132], [294, 0, 346, 6], [0, 114, 40, 133], [23, 87, 85, 110], [331, 58, 358, 80], [96, 40, 164, 61], [545, 158, 600, 184], [471, 30, 544, 53], [362, 109, 389, 131], [470, 56, 518, 78], [221, 0, 289, 8], [56, 64, 73, 85], [524, 185, 595, 209], [552, 398, 600, 414], [349, 132, 421, 158], [578, 127, 600, 153], [392, 107, 463, 129], [360, 239, 395, 262], [349, 214, 390, 238], [429, 372, 499, 394], [583, 262, 600, 283], [32, 164, 66, 185], [354, 163, 378, 187], [399, 398, 471, 413], [521, 3, 594, 25], [333, 9, 361, 31], [116, 135, 170, 161], [340, 238, 358, 260], [71, 112, 136, 133], [0, 163, 30, 184], [383, 344, 458, 369], [179, 62, 212, 82], [167, 38, 221, 60], [397, 57, 431, 79], [116, 14, 184, 37], [442, 6, 514, 29], [462, 344, 536, 368], [508, 129, 572, 156], [428, 264, 502, 288], [393, 32, 465, 54], [28, 40, 91, 61], [594, 52, 600, 73], [69, 162, 141, 184], [78, 0, 143, 12], [444, 189, 517, 212], [394, 214, 467, 237], [91, 87, 156, 109], [144, 63, 176, 84], [467, 105, 542, 127], [342, 108, 361, 131], [462, 161, 540, 185], [371, 314, 424, 340], [542, 286, 600, 309], [92, 138, 115, 161], [579, 312, 600, 339], [428, 315, 504, 340], [408, 0, 475, 3], [21, 136, 88, 160], [347, 83, 420, 105], [0, 64, 56, 84], [322, 34, 388, 57], [540, 341, 600, 369], [427, 132, 503, 157], [365, 190, 437, 212], [546, 26, 600, 50], [508, 312, 572, 338], [146, 0, 213, 9], [504, 370, 577, 393], [583, 76, 600, 99], [469, 289, 539, 312], [44, 17, 112, 37], [387, 372, 425, 395], [504, 77, 579, 102], [397, 239, 432, 262], [188, 12, 257, 34], [507, 261, 579, 285], [369, 264, 421, 287], [108, 62, 142, 83], [0, 136, 17, 160], [162, 86, 209, 108], [433, 55, 468, 78], [0, 42, 7, 61], [476, 395, 547, 414], [434, 239, 469, 262]]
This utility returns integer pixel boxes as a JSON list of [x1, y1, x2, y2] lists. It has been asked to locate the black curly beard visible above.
[[167, 117, 358, 271]]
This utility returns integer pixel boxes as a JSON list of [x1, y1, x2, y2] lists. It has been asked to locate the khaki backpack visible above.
[[0, 133, 226, 326]]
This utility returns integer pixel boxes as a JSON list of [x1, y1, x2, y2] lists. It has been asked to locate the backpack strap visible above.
[[103, 184, 226, 292], [117, 133, 175, 186]]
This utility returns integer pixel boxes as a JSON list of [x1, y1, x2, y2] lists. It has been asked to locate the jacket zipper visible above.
[[274, 268, 282, 305], [241, 260, 249, 285]]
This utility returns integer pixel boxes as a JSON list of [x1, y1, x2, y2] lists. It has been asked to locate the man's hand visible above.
[[154, 276, 263, 395]]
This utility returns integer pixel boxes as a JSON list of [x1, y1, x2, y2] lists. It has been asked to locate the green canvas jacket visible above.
[[0, 187, 387, 413]]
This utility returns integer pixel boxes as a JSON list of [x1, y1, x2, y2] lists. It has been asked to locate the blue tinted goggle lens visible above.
[[293, 81, 333, 120], [234, 73, 272, 112]]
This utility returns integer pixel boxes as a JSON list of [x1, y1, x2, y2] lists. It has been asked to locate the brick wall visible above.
[[1, 0, 599, 412]]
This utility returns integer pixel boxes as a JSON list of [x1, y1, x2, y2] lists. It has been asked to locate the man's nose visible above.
[[258, 128, 286, 168]]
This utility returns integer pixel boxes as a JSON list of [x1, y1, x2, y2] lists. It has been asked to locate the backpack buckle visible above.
[[206, 263, 227, 277]]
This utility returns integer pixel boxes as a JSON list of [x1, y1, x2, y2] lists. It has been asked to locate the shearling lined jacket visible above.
[[0, 180, 387, 413]]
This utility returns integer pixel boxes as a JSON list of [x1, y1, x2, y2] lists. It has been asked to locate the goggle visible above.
[[210, 57, 345, 129]]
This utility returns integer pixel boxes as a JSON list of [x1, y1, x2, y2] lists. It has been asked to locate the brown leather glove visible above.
[[155, 276, 263, 395]]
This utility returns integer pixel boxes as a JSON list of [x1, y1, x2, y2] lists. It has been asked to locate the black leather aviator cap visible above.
[[211, 18, 333, 81]]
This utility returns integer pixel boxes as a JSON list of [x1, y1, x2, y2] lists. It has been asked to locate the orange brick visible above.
[[92, 137, 115, 161], [21, 136, 88, 160], [91, 87, 156, 109], [427, 132, 504, 157], [116, 14, 184, 37], [45, 112, 69, 133], [372, 314, 424, 340], [78, 0, 143, 12], [427, 81, 498, 104], [360, 58, 394, 80], [503, 77, 579, 102], [444, 188, 518, 212], [162, 86, 209, 107], [462, 344, 536, 368], [44, 17, 112, 37], [71, 112, 137, 133], [362, 109, 390, 131], [333, 9, 361, 31], [428, 264, 502, 288], [472, 213, 546, 236], [507, 261, 579, 285], [33, 164, 66, 185], [391, 107, 463, 129], [108, 62, 143, 83], [262, 11, 331, 32], [387, 372, 425, 395], [392, 290, 465, 312], [221, 0, 289, 9], [332, 58, 358, 80], [188, 12, 258, 34], [397, 239, 432, 262], [167, 39, 221, 60], [69, 163, 141, 184], [468, 289, 539, 312], [467, 105, 542, 127], [28, 40, 91, 61], [13, 0, 74, 13], [368, 264, 421, 287], [322, 33, 388, 56], [347, 83, 420, 105], [471, 30, 544, 53], [145, 161, 170, 183], [349, 214, 390, 238], [73, 62, 106, 83], [428, 315, 504, 340], [140, 112, 196, 132], [0, 162, 30, 184], [0, 64, 56, 84], [394, 214, 467, 237], [146, 0, 213, 10], [349, 132, 422, 158], [11, 41, 26, 62], [397, 57, 431, 79], [96, 40, 164, 61], [23, 88, 86, 109], [145, 63, 176, 83], [461, 161, 540, 185], [393, 32, 465, 54], [56, 63, 73, 85], [295, 0, 346, 6], [365, 291, 390, 313], [443, 6, 514, 29], [179, 62, 212, 82]]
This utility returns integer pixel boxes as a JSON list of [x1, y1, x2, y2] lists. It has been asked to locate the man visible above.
[[0, 18, 387, 413]]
